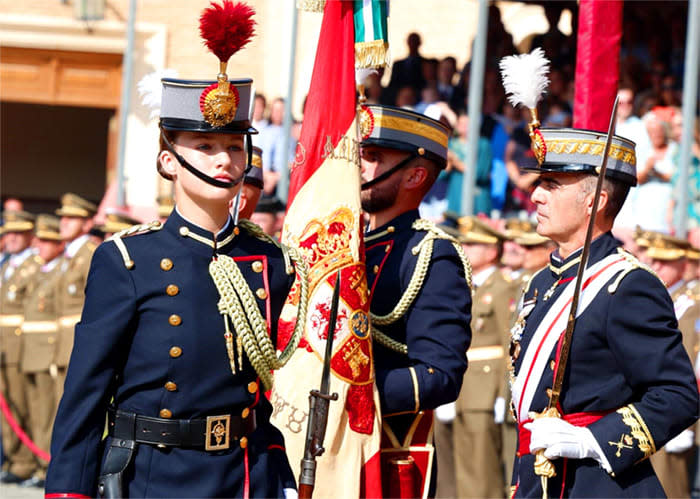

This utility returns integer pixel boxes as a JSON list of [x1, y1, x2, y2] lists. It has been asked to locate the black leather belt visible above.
[[107, 406, 256, 451]]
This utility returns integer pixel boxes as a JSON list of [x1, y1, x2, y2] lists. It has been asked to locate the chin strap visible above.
[[160, 129, 253, 189], [360, 153, 417, 190]]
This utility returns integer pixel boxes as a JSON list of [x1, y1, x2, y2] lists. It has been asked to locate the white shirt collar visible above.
[[473, 265, 498, 288], [65, 235, 90, 258]]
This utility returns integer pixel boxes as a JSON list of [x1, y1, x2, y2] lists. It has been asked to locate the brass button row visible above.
[[169, 346, 182, 358], [159, 408, 172, 419], [256, 288, 268, 300], [251, 261, 263, 273], [169, 314, 181, 326], [166, 284, 179, 296], [248, 381, 258, 394], [164, 381, 177, 392], [160, 258, 173, 271]]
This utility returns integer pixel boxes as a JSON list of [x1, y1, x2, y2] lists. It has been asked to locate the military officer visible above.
[[0, 210, 42, 484], [19, 215, 66, 487], [97, 210, 141, 238], [508, 126, 698, 497], [360, 104, 472, 498], [645, 233, 700, 498], [451, 216, 515, 498], [46, 4, 308, 496], [238, 145, 264, 220], [53, 193, 98, 401]]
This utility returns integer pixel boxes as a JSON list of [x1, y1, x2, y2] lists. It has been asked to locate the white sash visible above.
[[512, 254, 630, 422]]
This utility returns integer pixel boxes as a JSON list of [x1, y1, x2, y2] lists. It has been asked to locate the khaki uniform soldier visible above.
[[646, 234, 700, 499], [435, 216, 515, 498], [97, 210, 141, 238], [54, 194, 97, 400], [19, 215, 66, 487], [0, 210, 42, 483], [500, 230, 555, 494]]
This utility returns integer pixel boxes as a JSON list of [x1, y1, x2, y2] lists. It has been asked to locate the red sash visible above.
[[517, 410, 611, 456]]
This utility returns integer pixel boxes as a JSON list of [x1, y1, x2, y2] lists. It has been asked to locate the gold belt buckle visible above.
[[205, 414, 231, 451]]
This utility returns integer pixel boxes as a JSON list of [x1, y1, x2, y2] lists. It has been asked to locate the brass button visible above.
[[248, 381, 258, 393], [387, 226, 395, 233], [48, 336, 55, 344], [179, 227, 189, 236], [373, 265, 379, 274], [164, 381, 177, 392], [256, 288, 268, 300], [166, 284, 179, 296], [550, 360, 556, 370], [546, 388, 553, 398], [14, 328, 21, 336], [169, 346, 183, 358], [252, 261, 263, 273], [160, 258, 173, 271], [169, 314, 182, 326], [240, 437, 248, 449], [241, 407, 250, 418], [159, 409, 172, 419], [427, 367, 435, 374], [483, 365, 491, 373]]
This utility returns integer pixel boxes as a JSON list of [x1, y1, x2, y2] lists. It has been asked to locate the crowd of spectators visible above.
[[251, 2, 699, 241]]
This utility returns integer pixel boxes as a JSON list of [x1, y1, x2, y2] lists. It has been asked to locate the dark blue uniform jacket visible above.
[[512, 232, 699, 498], [46, 210, 296, 498], [365, 209, 472, 442]]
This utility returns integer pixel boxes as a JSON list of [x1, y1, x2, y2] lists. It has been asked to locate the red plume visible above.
[[199, 1, 256, 63]]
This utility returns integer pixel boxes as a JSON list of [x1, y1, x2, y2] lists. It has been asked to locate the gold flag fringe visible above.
[[355, 40, 390, 69], [296, 0, 325, 12]]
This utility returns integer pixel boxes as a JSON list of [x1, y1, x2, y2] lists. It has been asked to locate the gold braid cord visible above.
[[107, 221, 164, 269], [208, 222, 309, 390], [371, 219, 473, 355], [608, 248, 665, 293]]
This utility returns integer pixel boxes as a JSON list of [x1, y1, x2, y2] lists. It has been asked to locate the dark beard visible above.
[[360, 177, 400, 213]]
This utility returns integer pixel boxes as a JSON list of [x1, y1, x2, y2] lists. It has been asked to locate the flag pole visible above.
[[279, 1, 299, 204]]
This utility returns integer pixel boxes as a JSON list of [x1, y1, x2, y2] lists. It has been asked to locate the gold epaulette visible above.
[[607, 248, 664, 294], [107, 220, 164, 269]]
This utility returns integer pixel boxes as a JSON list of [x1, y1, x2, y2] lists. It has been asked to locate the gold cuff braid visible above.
[[617, 404, 656, 459]]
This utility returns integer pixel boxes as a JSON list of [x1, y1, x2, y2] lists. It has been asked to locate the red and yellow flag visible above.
[[271, 1, 382, 497]]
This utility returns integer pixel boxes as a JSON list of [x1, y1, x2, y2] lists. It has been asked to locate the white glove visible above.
[[435, 402, 456, 423], [524, 417, 612, 473], [284, 488, 298, 499], [494, 397, 506, 424], [664, 430, 694, 453]]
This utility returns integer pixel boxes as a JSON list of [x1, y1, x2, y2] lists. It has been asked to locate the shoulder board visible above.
[[411, 218, 473, 289], [607, 248, 664, 294], [107, 220, 164, 270], [523, 267, 546, 295]]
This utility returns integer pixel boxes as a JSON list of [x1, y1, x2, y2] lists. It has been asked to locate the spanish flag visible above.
[[271, 1, 383, 497]]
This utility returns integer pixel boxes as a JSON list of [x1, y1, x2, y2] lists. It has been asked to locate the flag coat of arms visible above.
[[271, 1, 385, 497]]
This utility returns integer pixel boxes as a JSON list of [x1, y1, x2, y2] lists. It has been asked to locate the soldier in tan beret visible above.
[[646, 232, 700, 498], [436, 215, 516, 498], [19, 215, 66, 487], [98, 210, 141, 238], [0, 210, 42, 484], [53, 194, 98, 401]]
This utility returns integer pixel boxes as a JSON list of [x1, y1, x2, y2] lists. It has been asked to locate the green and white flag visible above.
[[353, 0, 389, 69]]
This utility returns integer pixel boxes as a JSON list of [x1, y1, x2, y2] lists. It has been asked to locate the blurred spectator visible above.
[[542, 99, 572, 128], [441, 112, 493, 215], [386, 32, 426, 105], [252, 93, 268, 132], [503, 114, 539, 216], [531, 4, 576, 67], [415, 84, 440, 114], [437, 57, 458, 104], [3, 198, 23, 212], [395, 86, 418, 110], [258, 97, 286, 196], [669, 114, 700, 234], [629, 113, 676, 233]]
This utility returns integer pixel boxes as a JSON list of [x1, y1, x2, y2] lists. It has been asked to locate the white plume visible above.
[[355, 68, 378, 87], [499, 47, 550, 109], [137, 69, 178, 119]]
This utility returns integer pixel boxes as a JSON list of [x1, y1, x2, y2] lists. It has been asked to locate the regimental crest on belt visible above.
[[359, 105, 374, 140], [205, 414, 231, 451], [200, 82, 240, 127]]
